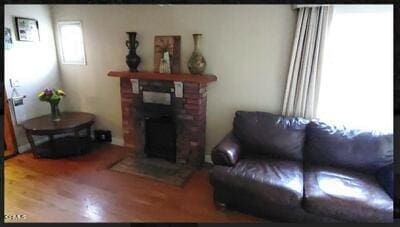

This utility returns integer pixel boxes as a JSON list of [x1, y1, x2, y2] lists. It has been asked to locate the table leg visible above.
[[48, 134, 56, 156], [86, 125, 92, 145], [25, 131, 39, 158], [73, 129, 81, 155]]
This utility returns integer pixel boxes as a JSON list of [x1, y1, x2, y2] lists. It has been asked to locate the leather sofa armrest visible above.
[[375, 164, 394, 198], [211, 131, 241, 166]]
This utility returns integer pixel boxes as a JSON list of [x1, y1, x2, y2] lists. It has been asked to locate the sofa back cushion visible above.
[[304, 121, 393, 174], [233, 111, 309, 161]]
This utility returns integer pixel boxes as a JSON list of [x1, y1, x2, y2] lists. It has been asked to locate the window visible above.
[[57, 21, 86, 65], [317, 5, 393, 133]]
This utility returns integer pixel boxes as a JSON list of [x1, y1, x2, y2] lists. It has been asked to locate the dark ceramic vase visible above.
[[126, 32, 141, 72]]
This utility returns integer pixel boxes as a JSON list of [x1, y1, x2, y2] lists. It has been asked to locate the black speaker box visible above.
[[94, 130, 112, 142]]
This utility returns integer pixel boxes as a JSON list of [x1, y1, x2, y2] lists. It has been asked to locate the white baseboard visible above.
[[111, 137, 124, 146], [205, 153, 212, 164], [18, 137, 48, 153], [18, 137, 124, 153], [18, 143, 32, 153], [108, 137, 213, 164], [18, 136, 213, 165]]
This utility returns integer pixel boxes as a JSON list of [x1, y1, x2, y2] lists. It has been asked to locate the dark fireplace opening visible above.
[[145, 116, 176, 162]]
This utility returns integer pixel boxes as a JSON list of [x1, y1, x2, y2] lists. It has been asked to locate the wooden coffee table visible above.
[[23, 112, 95, 158]]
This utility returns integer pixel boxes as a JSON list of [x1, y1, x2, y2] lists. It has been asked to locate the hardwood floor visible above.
[[4, 143, 261, 223]]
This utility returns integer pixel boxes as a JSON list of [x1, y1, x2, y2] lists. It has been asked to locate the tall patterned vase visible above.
[[187, 34, 206, 74]]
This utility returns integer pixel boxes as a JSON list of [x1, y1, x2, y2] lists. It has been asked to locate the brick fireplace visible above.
[[109, 71, 217, 169]]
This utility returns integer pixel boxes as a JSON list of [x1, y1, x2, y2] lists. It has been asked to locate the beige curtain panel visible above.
[[282, 6, 332, 119]]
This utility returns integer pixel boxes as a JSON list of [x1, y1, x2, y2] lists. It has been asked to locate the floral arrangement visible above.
[[38, 88, 66, 104]]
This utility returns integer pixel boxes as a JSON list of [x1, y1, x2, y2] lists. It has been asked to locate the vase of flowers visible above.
[[38, 88, 66, 122]]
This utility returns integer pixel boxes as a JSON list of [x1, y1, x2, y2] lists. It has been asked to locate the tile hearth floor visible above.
[[4, 143, 261, 223], [110, 150, 195, 187]]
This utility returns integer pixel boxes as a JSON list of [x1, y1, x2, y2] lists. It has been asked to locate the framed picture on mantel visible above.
[[154, 36, 181, 74]]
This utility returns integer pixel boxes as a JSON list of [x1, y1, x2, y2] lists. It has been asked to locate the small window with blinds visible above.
[[57, 21, 86, 65]]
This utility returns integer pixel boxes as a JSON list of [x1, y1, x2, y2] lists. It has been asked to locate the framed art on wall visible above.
[[15, 17, 40, 42], [4, 27, 13, 49]]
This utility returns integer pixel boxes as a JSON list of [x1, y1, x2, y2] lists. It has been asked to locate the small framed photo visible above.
[[15, 17, 40, 42], [4, 27, 13, 49]]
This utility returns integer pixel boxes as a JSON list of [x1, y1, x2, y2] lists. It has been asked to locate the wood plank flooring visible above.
[[4, 143, 261, 223]]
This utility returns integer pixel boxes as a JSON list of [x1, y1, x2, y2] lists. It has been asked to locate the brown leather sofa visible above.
[[209, 111, 393, 222]]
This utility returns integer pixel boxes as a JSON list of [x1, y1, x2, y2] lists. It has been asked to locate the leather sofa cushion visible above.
[[213, 187, 341, 222], [233, 111, 309, 161], [304, 121, 393, 174], [209, 158, 304, 208], [303, 165, 393, 223]]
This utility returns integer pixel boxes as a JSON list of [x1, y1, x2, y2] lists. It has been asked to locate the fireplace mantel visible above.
[[108, 71, 217, 84], [114, 70, 217, 169]]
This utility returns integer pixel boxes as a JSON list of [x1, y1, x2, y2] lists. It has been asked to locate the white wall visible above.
[[51, 5, 297, 156], [4, 5, 62, 151]]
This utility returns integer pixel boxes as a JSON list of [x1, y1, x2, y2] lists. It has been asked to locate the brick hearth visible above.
[[112, 71, 217, 169]]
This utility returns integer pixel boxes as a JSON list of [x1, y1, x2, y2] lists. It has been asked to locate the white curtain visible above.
[[282, 6, 332, 119]]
